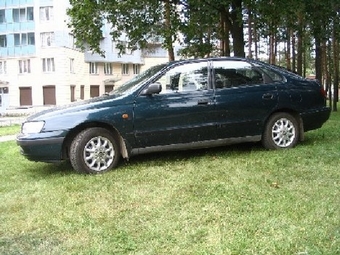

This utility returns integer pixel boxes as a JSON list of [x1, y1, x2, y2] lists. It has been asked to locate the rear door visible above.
[[133, 61, 216, 147], [212, 60, 280, 139]]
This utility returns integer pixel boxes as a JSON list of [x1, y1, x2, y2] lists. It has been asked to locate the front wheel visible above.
[[262, 113, 299, 149], [70, 128, 121, 174]]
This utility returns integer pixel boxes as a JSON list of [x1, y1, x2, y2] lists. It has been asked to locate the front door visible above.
[[133, 61, 216, 147]]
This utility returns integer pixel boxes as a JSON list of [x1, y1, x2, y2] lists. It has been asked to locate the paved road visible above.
[[0, 117, 26, 127], [0, 117, 25, 142], [0, 135, 17, 142]]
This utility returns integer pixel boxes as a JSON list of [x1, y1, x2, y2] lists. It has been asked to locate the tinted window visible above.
[[258, 65, 284, 82], [213, 60, 283, 89]]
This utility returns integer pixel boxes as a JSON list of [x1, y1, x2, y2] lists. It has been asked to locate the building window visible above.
[[0, 35, 6, 47], [0, 61, 6, 74], [42, 58, 55, 72], [14, 33, 35, 46], [70, 85, 76, 102], [40, 6, 53, 22], [80, 85, 85, 100], [40, 32, 55, 47], [89, 62, 97, 74], [133, 64, 140, 75], [13, 7, 34, 22], [104, 63, 112, 75], [19, 59, 31, 74], [122, 64, 129, 75], [70, 58, 75, 73], [0, 10, 5, 23]]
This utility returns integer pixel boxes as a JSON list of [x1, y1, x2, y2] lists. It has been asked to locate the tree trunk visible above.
[[292, 33, 296, 72], [231, 0, 245, 57], [286, 28, 291, 70], [333, 8, 339, 111], [247, 8, 253, 59], [269, 29, 276, 65], [297, 14, 303, 76], [164, 0, 175, 61], [315, 36, 323, 83], [220, 8, 230, 56], [254, 18, 258, 60]]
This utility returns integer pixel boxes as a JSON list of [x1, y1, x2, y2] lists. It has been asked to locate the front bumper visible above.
[[17, 131, 66, 163]]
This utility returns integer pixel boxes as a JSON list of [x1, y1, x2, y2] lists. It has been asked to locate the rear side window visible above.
[[259, 65, 285, 82], [213, 60, 283, 89]]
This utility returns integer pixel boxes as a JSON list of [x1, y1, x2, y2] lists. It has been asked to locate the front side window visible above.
[[42, 58, 55, 72], [19, 59, 31, 74], [154, 62, 209, 94]]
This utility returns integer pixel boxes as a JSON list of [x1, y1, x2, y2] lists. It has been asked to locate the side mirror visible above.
[[141, 83, 162, 95]]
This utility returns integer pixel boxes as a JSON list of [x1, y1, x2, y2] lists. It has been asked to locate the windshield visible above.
[[109, 63, 167, 95]]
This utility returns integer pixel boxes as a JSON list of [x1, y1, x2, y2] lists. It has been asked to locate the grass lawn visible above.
[[0, 125, 20, 136], [1, 112, 339, 254]]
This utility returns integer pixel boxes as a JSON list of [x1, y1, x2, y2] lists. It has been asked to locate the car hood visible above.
[[26, 93, 132, 122]]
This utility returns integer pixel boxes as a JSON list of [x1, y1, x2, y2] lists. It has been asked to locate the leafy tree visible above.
[[67, 0, 339, 110], [68, 0, 181, 61]]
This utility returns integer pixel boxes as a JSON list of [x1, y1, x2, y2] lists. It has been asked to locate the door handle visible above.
[[262, 93, 274, 100]]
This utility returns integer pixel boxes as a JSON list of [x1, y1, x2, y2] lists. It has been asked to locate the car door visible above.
[[133, 61, 216, 147], [212, 60, 280, 139]]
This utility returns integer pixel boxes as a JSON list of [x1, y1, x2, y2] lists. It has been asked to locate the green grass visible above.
[[0, 125, 20, 136], [1, 113, 340, 254]]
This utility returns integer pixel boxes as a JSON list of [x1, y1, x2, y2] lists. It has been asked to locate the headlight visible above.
[[22, 121, 45, 134]]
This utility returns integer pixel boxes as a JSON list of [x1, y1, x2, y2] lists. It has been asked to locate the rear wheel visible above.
[[262, 112, 299, 149], [70, 127, 121, 174]]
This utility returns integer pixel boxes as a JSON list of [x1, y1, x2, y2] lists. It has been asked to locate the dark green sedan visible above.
[[17, 57, 331, 174]]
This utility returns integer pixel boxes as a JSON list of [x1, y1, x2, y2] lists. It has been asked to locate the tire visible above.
[[262, 112, 299, 149], [69, 127, 121, 174]]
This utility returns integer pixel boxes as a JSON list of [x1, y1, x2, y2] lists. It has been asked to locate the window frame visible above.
[[121, 63, 129, 75], [104, 63, 112, 75], [40, 32, 55, 47], [18, 59, 31, 74], [39, 6, 54, 22], [13, 7, 34, 22], [133, 64, 140, 75], [0, 34, 6, 47], [89, 62, 98, 74], [0, 61, 6, 74], [70, 58, 75, 73], [0, 9, 5, 23], [42, 58, 55, 73]]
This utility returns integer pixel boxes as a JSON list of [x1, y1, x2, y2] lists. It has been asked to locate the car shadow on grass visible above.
[[124, 142, 264, 167], [25, 160, 75, 178]]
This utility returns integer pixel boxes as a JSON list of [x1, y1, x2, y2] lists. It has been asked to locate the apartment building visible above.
[[0, 0, 168, 112]]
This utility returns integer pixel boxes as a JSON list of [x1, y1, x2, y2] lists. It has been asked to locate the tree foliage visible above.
[[67, 0, 340, 110]]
